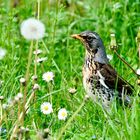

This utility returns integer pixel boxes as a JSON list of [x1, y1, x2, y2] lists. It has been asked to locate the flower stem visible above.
[[18, 85, 23, 121], [23, 40, 34, 122], [57, 98, 86, 140], [10, 91, 35, 139], [0, 101, 2, 125], [37, 0, 40, 19], [34, 41, 38, 76], [34, 0, 40, 76], [114, 50, 138, 76]]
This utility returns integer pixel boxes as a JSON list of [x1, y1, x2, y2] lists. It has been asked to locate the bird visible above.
[[71, 31, 134, 108]]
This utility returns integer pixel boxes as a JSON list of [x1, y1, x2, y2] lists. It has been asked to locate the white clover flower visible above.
[[107, 54, 113, 61], [41, 102, 53, 115], [136, 69, 140, 75], [42, 72, 54, 82], [58, 108, 68, 120], [20, 18, 45, 40], [0, 48, 6, 60]]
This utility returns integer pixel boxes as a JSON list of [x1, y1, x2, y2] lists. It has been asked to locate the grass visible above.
[[0, 0, 140, 139]]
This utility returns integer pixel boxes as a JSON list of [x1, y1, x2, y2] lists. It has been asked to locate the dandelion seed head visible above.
[[42, 72, 54, 82], [41, 102, 53, 115], [20, 18, 45, 40], [58, 108, 67, 120]]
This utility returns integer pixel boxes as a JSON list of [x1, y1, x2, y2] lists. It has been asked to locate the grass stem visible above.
[[57, 98, 86, 140]]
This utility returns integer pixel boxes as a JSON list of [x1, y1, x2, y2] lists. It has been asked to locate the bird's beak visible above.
[[71, 34, 84, 42]]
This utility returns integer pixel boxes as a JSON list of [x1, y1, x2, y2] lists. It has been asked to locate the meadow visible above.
[[0, 0, 140, 139]]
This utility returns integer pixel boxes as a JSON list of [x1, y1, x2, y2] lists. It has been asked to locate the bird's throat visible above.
[[85, 51, 96, 70], [85, 48, 108, 65]]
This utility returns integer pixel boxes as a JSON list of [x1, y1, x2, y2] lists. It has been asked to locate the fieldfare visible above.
[[72, 31, 133, 108]]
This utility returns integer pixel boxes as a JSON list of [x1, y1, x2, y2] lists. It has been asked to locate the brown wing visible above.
[[99, 64, 134, 95]]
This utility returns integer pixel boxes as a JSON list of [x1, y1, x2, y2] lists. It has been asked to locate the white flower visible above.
[[33, 83, 40, 90], [17, 93, 23, 99], [33, 49, 42, 55], [41, 102, 53, 115], [0, 96, 4, 100], [68, 87, 77, 94], [0, 48, 6, 60], [58, 108, 67, 120], [31, 75, 38, 81], [107, 54, 113, 61], [20, 78, 26, 83], [20, 18, 45, 40], [85, 94, 90, 100], [35, 57, 47, 63], [42, 72, 54, 82], [2, 104, 8, 109], [14, 96, 19, 102], [43, 128, 49, 134], [136, 69, 140, 75], [110, 33, 115, 37]]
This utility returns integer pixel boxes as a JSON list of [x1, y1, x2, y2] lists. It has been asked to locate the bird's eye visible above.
[[87, 36, 93, 42]]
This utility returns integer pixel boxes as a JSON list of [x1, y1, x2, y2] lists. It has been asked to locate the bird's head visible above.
[[71, 31, 103, 53], [71, 30, 108, 64]]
